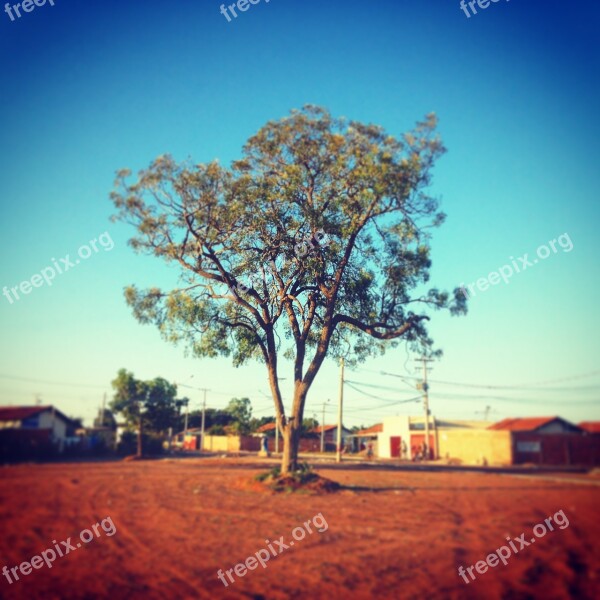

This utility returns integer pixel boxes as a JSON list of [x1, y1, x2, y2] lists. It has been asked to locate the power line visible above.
[[345, 381, 422, 405], [0, 374, 108, 389], [430, 393, 597, 406], [344, 379, 418, 393], [345, 376, 598, 404], [368, 368, 600, 391], [344, 400, 421, 412]]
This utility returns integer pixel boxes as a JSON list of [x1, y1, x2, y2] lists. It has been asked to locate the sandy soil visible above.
[[0, 458, 598, 599]]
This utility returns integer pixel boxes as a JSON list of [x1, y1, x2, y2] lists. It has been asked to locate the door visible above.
[[410, 434, 436, 459], [390, 436, 401, 458]]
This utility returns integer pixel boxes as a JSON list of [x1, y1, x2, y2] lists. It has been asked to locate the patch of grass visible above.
[[255, 462, 314, 482], [254, 465, 281, 482], [253, 462, 339, 493]]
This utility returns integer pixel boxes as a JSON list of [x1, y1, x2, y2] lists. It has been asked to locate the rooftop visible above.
[[488, 416, 577, 432]]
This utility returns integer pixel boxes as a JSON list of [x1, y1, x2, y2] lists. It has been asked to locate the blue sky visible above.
[[0, 0, 598, 427]]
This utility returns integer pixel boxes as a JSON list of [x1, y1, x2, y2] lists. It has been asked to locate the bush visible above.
[[254, 462, 316, 484], [255, 465, 281, 482]]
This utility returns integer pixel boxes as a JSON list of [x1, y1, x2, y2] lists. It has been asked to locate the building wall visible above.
[[37, 410, 68, 452], [537, 421, 580, 434], [202, 435, 234, 452], [409, 434, 436, 459], [378, 416, 410, 459], [437, 429, 512, 466], [201, 435, 261, 452], [0, 429, 54, 460], [512, 432, 600, 466]]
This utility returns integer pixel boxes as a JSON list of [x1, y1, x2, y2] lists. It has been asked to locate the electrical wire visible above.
[[357, 368, 600, 391], [0, 374, 108, 389]]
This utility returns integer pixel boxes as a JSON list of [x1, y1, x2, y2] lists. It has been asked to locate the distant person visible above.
[[401, 440, 408, 460], [366, 443, 373, 459]]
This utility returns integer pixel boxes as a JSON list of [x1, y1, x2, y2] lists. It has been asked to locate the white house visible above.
[[0, 405, 72, 453], [377, 415, 437, 459]]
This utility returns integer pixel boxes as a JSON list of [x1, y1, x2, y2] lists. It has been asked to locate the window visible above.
[[516, 441, 541, 453]]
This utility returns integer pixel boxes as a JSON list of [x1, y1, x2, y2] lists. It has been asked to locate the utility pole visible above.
[[199, 388, 209, 453], [101, 393, 106, 425], [321, 400, 329, 453], [275, 419, 279, 454], [183, 399, 189, 436], [416, 356, 434, 460], [476, 405, 492, 422], [336, 358, 345, 463]]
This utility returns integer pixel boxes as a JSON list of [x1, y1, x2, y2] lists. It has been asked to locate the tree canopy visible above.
[[225, 397, 253, 434], [110, 369, 186, 456]]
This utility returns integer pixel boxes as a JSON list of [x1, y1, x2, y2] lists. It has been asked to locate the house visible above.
[[377, 415, 437, 460], [352, 423, 382, 454], [305, 424, 352, 452], [436, 419, 508, 466], [489, 416, 582, 434], [173, 427, 204, 450], [0, 405, 74, 458], [77, 426, 117, 452], [365, 414, 600, 466], [376, 416, 507, 464], [488, 416, 599, 466], [172, 428, 262, 453]]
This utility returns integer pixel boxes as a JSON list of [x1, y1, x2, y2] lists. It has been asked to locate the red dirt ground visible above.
[[0, 458, 598, 599]]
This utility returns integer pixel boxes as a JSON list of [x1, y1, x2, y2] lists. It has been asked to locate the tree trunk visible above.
[[137, 413, 143, 458], [281, 419, 300, 475]]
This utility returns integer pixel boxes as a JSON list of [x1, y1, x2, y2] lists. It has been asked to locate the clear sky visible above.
[[0, 0, 598, 428]]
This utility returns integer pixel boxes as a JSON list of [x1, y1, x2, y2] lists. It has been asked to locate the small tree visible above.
[[111, 106, 466, 473], [110, 369, 183, 456]]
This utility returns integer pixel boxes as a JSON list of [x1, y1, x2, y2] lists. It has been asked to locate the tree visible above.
[[249, 415, 276, 434], [111, 105, 466, 474], [110, 369, 182, 456], [301, 417, 318, 434], [186, 408, 233, 430], [144, 377, 180, 432], [110, 370, 147, 457], [225, 397, 253, 434]]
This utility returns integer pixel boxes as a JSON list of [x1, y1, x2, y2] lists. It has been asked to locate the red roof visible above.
[[578, 422, 600, 433], [310, 425, 339, 434], [0, 405, 72, 424], [356, 423, 383, 435], [0, 406, 52, 421], [488, 417, 566, 432], [256, 423, 277, 433]]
